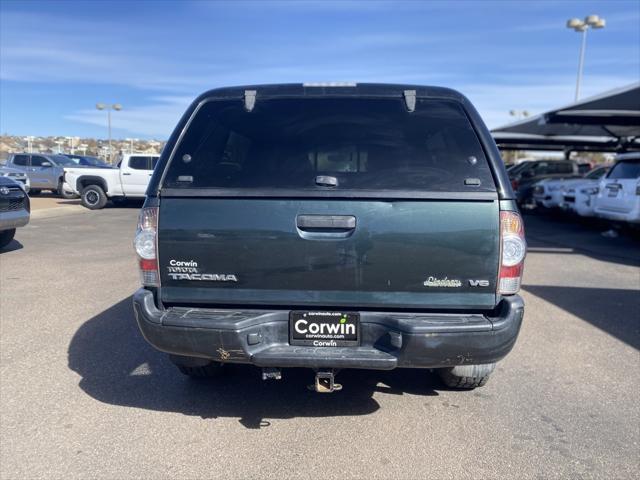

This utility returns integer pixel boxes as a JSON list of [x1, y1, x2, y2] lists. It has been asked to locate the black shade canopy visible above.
[[492, 83, 640, 152]]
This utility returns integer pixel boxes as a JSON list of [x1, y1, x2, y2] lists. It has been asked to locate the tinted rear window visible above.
[[12, 155, 29, 166], [585, 167, 607, 179], [162, 98, 495, 192], [129, 156, 150, 170], [607, 160, 640, 180], [552, 162, 575, 174]]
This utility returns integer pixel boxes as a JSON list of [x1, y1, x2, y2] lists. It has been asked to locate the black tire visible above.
[[80, 185, 108, 210], [29, 189, 41, 196], [0, 229, 16, 249], [438, 363, 495, 389], [169, 354, 224, 378]]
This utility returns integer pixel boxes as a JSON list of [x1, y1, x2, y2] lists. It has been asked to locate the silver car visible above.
[[0, 165, 30, 193], [0, 176, 30, 249], [5, 153, 78, 197]]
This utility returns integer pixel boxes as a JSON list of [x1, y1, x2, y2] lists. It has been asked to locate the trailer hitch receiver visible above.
[[314, 370, 342, 393]]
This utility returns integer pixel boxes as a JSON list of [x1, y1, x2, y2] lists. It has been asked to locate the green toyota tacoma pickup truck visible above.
[[133, 83, 526, 393]]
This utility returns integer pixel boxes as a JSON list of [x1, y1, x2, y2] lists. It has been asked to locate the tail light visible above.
[[511, 179, 519, 191], [498, 211, 526, 295], [134, 207, 159, 286]]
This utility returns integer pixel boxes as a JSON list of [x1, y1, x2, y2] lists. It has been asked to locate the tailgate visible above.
[[158, 198, 499, 310]]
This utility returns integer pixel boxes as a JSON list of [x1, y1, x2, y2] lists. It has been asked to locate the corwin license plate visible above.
[[289, 311, 360, 347]]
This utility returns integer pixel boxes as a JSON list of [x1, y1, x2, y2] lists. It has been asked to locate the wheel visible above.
[[169, 354, 224, 378], [58, 180, 78, 199], [0, 229, 16, 249], [437, 363, 495, 389], [29, 189, 41, 196], [80, 185, 108, 210]]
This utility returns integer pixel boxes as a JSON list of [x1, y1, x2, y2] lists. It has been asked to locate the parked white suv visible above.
[[594, 153, 640, 224], [64, 154, 160, 209], [533, 166, 607, 209], [562, 166, 610, 217]]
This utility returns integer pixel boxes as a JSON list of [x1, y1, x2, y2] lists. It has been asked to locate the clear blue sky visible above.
[[1, 0, 638, 139]]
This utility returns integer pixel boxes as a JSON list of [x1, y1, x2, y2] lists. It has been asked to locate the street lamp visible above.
[[567, 14, 606, 102], [96, 103, 122, 163], [508, 110, 530, 162]]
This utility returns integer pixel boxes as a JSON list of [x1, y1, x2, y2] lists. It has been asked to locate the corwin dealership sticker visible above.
[[166, 259, 238, 282], [289, 311, 359, 347]]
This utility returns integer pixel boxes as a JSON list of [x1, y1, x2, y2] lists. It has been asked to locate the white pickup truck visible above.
[[65, 154, 160, 209]]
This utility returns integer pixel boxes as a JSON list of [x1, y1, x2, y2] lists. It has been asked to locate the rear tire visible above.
[[169, 354, 224, 378], [438, 363, 495, 389], [80, 185, 107, 210], [0, 229, 16, 249]]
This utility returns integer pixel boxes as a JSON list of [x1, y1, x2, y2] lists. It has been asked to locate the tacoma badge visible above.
[[168, 273, 238, 282]]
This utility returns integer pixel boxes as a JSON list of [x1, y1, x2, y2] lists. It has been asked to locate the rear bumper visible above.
[[133, 289, 524, 370]]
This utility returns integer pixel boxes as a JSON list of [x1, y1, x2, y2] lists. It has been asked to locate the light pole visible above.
[[567, 15, 606, 102], [96, 103, 122, 163], [125, 137, 136, 154], [65, 136, 78, 154], [509, 110, 530, 162], [23, 136, 34, 153]]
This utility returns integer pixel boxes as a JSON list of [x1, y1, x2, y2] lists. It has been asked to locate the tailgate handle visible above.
[[297, 215, 356, 230]]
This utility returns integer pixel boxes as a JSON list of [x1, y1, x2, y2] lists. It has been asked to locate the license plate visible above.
[[289, 311, 359, 347], [608, 188, 619, 197]]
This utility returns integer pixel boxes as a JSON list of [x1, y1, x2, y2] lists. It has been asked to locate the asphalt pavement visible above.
[[1, 204, 638, 479]]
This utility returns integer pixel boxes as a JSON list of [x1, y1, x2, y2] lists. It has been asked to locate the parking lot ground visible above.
[[28, 192, 81, 212], [1, 207, 639, 479]]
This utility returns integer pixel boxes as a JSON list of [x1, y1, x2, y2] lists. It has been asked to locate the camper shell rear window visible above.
[[162, 97, 496, 193]]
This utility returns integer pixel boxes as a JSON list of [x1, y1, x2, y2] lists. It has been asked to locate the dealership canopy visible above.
[[491, 83, 640, 153]]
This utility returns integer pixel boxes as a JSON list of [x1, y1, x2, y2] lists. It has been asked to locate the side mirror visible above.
[[41, 161, 52, 167]]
